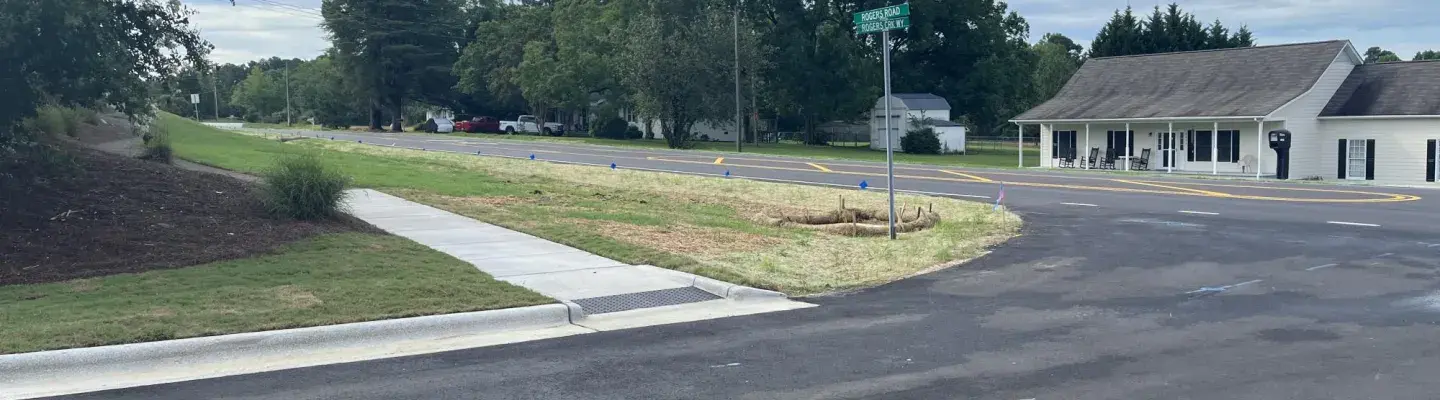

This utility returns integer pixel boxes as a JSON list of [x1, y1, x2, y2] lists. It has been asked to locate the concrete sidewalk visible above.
[[345, 189, 798, 315]]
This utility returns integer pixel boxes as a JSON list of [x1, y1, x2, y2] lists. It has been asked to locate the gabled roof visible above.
[[890, 93, 951, 111], [1321, 60, 1440, 117], [1013, 40, 1352, 122]]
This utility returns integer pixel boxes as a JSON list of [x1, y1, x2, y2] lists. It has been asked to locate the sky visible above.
[[186, 0, 1440, 65]]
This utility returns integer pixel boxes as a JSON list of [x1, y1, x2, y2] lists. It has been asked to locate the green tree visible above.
[[894, 0, 1034, 136], [293, 55, 367, 127], [1092, 3, 1252, 57], [322, 0, 465, 131], [755, 0, 869, 144], [1364, 46, 1402, 63], [1042, 33, 1084, 61], [229, 66, 286, 122], [1031, 41, 1081, 104], [1415, 50, 1440, 61], [1089, 7, 1141, 57], [618, 0, 740, 148]]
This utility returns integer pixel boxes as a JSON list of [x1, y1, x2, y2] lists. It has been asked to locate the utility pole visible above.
[[212, 72, 220, 121], [733, 1, 742, 153], [284, 61, 292, 126], [751, 70, 758, 146]]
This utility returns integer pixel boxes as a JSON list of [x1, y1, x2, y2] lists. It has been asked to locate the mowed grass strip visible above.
[[0, 233, 552, 354], [166, 115, 1021, 295]]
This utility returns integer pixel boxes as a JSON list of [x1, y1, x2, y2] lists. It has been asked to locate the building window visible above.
[[1189, 131, 1212, 162], [1052, 130, 1077, 158], [1216, 130, 1241, 162], [1347, 139, 1368, 179], [1105, 130, 1134, 157]]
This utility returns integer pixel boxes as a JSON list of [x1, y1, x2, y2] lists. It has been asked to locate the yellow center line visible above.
[[939, 170, 995, 182], [1113, 179, 1233, 197], [806, 162, 833, 172], [714, 157, 725, 165]]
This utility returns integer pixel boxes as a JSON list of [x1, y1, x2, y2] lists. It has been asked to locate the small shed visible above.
[[926, 120, 968, 154], [870, 93, 956, 151]]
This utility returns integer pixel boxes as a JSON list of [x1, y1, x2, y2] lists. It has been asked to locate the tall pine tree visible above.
[[1090, 3, 1254, 57]]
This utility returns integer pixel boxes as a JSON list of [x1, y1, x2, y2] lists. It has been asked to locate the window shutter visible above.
[[1051, 130, 1058, 158], [1337, 139, 1347, 179], [1427, 139, 1436, 183], [1106, 131, 1114, 153], [1229, 131, 1241, 162], [1365, 139, 1376, 180]]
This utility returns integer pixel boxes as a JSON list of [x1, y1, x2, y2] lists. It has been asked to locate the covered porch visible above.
[[1016, 118, 1283, 178]]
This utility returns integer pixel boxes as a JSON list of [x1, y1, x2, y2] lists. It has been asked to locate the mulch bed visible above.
[[1, 146, 368, 285]]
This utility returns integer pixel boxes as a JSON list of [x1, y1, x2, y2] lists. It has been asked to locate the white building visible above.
[[1012, 40, 1440, 185], [622, 109, 742, 142], [871, 93, 968, 153]]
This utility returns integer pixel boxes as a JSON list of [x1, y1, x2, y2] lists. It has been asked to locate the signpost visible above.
[[854, 3, 910, 240], [189, 93, 200, 121]]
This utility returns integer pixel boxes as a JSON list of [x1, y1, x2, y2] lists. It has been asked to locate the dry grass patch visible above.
[[582, 219, 785, 257]]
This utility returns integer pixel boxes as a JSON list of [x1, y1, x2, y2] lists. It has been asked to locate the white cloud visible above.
[[183, 0, 328, 64], [1009, 0, 1440, 58]]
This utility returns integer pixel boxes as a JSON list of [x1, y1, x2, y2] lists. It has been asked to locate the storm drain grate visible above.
[[571, 286, 721, 315]]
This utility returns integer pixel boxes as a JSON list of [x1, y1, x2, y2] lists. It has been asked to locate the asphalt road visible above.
[[56, 131, 1440, 399]]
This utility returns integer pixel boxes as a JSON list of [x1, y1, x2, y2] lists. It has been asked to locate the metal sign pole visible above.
[[883, 29, 896, 240]]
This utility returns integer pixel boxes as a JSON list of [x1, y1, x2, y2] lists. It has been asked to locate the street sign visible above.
[[189, 93, 200, 104], [856, 17, 910, 34], [853, 4, 913, 239], [853, 3, 909, 24]]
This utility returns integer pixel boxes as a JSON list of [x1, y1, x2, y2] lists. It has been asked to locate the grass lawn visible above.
[[447, 132, 1042, 168], [0, 233, 551, 354], [166, 114, 1020, 295]]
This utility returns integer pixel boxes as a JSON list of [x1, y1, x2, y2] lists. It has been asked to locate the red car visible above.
[[455, 116, 500, 133]]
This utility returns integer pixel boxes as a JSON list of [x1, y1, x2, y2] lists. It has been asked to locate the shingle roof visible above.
[[1320, 60, 1440, 117], [892, 93, 951, 111], [1013, 40, 1350, 121]]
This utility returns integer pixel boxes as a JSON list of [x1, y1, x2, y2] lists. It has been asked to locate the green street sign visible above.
[[853, 4, 910, 25], [856, 17, 910, 34]]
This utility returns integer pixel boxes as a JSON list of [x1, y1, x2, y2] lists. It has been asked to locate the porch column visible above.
[[1016, 122, 1023, 168], [1255, 119, 1264, 180], [1167, 121, 1174, 173], [1084, 123, 1091, 170], [1211, 121, 1219, 175], [1124, 122, 1132, 171]]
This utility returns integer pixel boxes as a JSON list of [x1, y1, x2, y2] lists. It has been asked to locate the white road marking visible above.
[[1061, 202, 1098, 207], [1185, 279, 1263, 294], [1430, 244, 1440, 248], [1178, 210, 1219, 215], [1306, 263, 1338, 271], [1327, 221, 1380, 227], [1376, 253, 1394, 258]]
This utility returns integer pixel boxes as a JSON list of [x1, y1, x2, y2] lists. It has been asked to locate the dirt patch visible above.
[[427, 194, 527, 208], [583, 220, 785, 257], [1, 146, 367, 285], [272, 285, 323, 309]]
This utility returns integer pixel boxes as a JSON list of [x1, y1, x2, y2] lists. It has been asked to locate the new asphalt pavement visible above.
[[56, 131, 1440, 399]]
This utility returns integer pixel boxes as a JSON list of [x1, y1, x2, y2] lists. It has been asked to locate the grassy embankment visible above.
[[175, 115, 1021, 295]]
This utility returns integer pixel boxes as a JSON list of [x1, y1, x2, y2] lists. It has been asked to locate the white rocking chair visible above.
[[1240, 155, 1257, 174]]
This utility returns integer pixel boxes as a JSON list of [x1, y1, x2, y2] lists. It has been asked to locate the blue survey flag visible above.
[[859, 180, 869, 190]]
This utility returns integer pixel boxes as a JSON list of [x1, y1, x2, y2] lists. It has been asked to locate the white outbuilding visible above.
[[871, 93, 967, 153]]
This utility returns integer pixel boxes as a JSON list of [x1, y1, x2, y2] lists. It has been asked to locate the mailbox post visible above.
[[1268, 129, 1292, 180]]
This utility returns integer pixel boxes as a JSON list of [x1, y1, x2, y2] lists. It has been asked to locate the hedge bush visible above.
[[261, 153, 350, 220], [592, 117, 630, 140], [901, 127, 941, 154]]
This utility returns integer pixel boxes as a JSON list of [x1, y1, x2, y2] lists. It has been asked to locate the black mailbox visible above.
[[1268, 129, 1292, 179], [1268, 130, 1291, 150]]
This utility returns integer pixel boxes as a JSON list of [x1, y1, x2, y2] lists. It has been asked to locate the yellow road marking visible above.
[[806, 162, 832, 172], [713, 157, 725, 164], [1114, 179, 1233, 197], [939, 170, 995, 182]]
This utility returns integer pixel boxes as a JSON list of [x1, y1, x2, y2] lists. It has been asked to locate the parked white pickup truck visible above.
[[499, 115, 565, 136]]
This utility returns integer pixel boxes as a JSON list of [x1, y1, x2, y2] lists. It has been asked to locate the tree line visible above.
[[153, 1, 1438, 150]]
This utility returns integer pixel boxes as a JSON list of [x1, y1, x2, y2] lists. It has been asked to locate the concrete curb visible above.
[[0, 304, 573, 399], [632, 265, 788, 301]]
